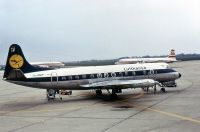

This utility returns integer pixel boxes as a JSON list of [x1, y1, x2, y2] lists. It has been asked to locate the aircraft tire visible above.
[[96, 90, 102, 96], [161, 88, 166, 93]]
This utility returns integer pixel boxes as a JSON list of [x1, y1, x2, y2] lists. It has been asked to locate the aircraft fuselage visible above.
[[6, 63, 180, 90]]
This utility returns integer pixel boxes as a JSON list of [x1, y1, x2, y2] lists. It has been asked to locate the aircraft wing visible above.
[[81, 79, 159, 88]]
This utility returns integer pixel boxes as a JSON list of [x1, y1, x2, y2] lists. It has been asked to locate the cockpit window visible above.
[[157, 69, 176, 74]]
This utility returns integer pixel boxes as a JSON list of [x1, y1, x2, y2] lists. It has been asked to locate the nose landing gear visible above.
[[96, 89, 102, 96], [150, 84, 166, 94]]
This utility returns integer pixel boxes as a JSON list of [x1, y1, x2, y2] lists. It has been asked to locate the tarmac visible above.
[[0, 61, 200, 132]]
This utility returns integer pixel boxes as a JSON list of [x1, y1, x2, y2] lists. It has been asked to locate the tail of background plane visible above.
[[168, 49, 176, 60], [3, 44, 49, 79]]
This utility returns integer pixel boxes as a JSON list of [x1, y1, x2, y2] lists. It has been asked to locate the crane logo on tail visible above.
[[9, 54, 24, 69]]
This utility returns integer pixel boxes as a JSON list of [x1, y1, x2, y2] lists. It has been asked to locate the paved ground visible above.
[[0, 61, 200, 132]]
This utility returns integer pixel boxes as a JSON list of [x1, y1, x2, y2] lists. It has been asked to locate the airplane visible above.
[[116, 49, 178, 64], [30, 61, 65, 68], [3, 44, 181, 100]]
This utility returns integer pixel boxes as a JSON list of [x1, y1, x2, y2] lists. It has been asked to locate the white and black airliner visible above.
[[116, 49, 178, 64], [3, 44, 181, 100]]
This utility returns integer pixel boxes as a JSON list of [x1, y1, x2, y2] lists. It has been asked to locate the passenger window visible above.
[[119, 72, 123, 77], [104, 73, 109, 78], [90, 74, 95, 79], [75, 75, 79, 80], [149, 70, 154, 74], [143, 71, 147, 75], [62, 77, 67, 80], [82, 75, 86, 79], [132, 71, 136, 76], [97, 73, 102, 78], [136, 71, 143, 75], [111, 72, 116, 77], [68, 76, 72, 80], [124, 72, 128, 76]]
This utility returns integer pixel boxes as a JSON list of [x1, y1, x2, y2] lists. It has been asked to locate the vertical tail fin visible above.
[[3, 44, 48, 79], [168, 49, 176, 59]]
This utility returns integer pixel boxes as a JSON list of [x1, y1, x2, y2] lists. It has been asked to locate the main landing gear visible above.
[[142, 86, 156, 93], [143, 84, 166, 94], [46, 89, 72, 101], [96, 89, 102, 96], [154, 85, 157, 94], [95, 88, 122, 98], [111, 88, 121, 97], [143, 87, 149, 92]]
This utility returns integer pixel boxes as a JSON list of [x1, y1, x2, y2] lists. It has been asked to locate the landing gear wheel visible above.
[[69, 91, 72, 95], [154, 86, 157, 94], [143, 87, 149, 93], [161, 88, 166, 93], [96, 90, 102, 96]]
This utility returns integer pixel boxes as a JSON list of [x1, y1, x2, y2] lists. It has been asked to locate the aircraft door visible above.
[[51, 72, 58, 88], [148, 70, 155, 79]]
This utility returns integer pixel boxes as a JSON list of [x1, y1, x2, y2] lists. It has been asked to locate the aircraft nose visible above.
[[178, 73, 181, 78]]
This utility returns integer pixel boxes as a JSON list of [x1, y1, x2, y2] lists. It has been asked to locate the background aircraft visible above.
[[30, 62, 65, 68], [3, 44, 181, 100], [116, 49, 177, 64]]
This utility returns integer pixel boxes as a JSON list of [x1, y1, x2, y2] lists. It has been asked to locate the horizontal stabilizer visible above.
[[5, 69, 26, 81]]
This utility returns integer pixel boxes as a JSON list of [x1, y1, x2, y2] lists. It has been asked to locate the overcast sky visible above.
[[0, 0, 200, 64]]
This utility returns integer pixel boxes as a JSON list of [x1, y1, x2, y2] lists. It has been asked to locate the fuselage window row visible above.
[[27, 69, 176, 82], [55, 69, 176, 82]]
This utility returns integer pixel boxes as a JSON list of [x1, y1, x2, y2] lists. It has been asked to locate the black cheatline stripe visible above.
[[24, 69, 177, 82]]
